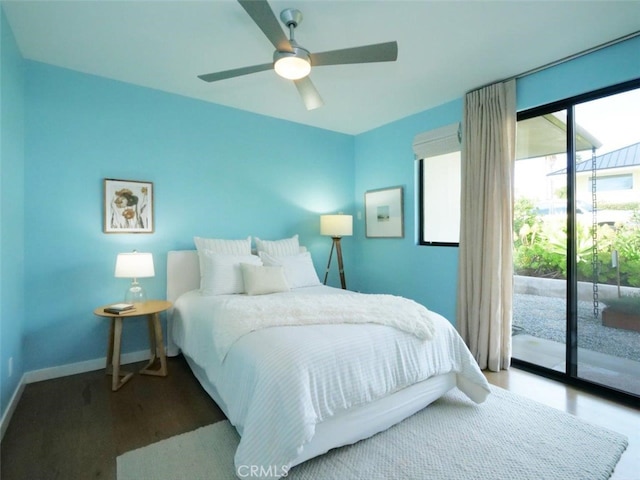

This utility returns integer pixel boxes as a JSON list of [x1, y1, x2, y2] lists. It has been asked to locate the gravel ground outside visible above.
[[513, 293, 640, 362]]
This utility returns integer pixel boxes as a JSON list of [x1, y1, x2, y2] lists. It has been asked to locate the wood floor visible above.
[[1, 355, 638, 480], [0, 356, 226, 479]]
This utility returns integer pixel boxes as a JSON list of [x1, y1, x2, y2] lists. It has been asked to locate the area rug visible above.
[[117, 386, 628, 480]]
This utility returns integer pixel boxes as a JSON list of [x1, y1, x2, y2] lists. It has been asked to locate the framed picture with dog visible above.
[[103, 178, 154, 233]]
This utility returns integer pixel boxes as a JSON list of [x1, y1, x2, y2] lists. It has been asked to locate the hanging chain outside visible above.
[[591, 147, 599, 319]]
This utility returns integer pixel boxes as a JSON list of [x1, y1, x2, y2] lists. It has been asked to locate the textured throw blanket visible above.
[[211, 292, 437, 361]]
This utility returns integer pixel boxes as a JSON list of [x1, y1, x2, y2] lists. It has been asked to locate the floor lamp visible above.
[[320, 214, 353, 290]]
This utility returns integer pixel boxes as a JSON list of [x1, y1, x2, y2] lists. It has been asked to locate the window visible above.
[[419, 152, 461, 244], [415, 123, 461, 246], [589, 174, 633, 192]]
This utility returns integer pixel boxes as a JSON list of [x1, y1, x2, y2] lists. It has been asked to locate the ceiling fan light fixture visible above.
[[273, 49, 311, 80]]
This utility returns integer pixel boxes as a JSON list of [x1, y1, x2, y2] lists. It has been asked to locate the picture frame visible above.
[[365, 186, 404, 238], [103, 178, 154, 233]]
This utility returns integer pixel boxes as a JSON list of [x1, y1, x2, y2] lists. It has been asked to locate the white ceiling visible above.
[[3, 0, 640, 135]]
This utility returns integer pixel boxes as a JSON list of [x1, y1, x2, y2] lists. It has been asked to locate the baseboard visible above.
[[24, 349, 149, 384], [1, 349, 149, 441], [0, 374, 26, 442]]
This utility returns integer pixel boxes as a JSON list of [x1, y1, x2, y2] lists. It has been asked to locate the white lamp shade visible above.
[[320, 214, 353, 237], [114, 252, 155, 278]]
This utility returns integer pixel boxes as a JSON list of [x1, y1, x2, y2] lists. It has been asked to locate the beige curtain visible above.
[[457, 79, 516, 371]]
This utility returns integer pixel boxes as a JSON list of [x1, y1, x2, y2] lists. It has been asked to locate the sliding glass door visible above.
[[513, 109, 570, 373], [512, 80, 640, 402]]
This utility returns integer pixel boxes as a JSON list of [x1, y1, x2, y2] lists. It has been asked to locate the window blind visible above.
[[412, 123, 461, 159]]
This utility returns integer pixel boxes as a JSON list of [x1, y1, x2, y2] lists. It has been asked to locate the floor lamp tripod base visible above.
[[323, 236, 347, 290]]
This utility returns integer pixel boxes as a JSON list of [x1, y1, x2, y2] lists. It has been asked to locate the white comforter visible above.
[[172, 286, 490, 477]]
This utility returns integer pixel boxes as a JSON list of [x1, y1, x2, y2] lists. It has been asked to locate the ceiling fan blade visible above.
[[294, 77, 324, 111], [237, 0, 292, 52], [198, 63, 273, 83], [310, 41, 398, 67]]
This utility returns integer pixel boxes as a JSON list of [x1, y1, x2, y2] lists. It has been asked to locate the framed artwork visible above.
[[103, 178, 154, 233], [365, 186, 404, 238]]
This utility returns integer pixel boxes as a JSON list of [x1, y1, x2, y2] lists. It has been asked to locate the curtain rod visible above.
[[473, 30, 640, 92]]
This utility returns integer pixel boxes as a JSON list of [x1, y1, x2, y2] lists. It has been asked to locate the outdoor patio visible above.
[[513, 292, 640, 396]]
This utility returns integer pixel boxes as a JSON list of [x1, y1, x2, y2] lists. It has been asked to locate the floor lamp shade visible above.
[[320, 215, 352, 289], [320, 214, 353, 237], [115, 251, 155, 303]]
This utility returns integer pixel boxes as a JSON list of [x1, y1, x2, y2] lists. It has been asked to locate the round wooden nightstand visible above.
[[94, 300, 172, 391]]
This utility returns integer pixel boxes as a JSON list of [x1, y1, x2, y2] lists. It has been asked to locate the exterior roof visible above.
[[549, 142, 640, 176], [576, 142, 640, 172], [516, 113, 601, 161]]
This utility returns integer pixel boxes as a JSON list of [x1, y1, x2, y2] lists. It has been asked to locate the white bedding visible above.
[[172, 285, 490, 478], [206, 291, 437, 362]]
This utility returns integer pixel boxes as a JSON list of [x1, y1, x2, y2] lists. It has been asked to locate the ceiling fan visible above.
[[198, 0, 398, 111]]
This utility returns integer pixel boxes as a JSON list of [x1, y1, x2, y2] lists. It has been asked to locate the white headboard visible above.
[[167, 250, 200, 304], [166, 250, 200, 356], [165, 246, 308, 355]]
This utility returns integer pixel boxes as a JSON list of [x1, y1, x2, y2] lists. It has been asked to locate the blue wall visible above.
[[351, 100, 463, 321], [0, 8, 25, 420], [350, 35, 640, 323], [22, 63, 354, 373], [517, 35, 640, 112]]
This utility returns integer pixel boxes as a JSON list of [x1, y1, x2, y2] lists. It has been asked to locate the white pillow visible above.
[[194, 236, 251, 255], [254, 234, 300, 257], [199, 250, 261, 295], [259, 251, 321, 288], [240, 263, 290, 296]]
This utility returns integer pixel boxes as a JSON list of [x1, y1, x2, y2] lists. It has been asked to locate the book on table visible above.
[[104, 303, 135, 314]]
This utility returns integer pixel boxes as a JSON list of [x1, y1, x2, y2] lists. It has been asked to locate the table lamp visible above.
[[114, 251, 155, 303], [320, 214, 353, 289]]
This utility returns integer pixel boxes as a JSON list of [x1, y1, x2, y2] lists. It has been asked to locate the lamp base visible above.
[[124, 281, 147, 304], [323, 237, 347, 290]]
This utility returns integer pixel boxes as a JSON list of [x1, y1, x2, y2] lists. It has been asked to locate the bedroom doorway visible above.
[[512, 79, 640, 403]]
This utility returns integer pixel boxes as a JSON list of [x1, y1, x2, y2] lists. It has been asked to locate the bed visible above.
[[166, 247, 490, 478]]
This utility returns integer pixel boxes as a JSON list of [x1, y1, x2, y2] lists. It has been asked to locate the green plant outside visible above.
[[513, 198, 640, 287]]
